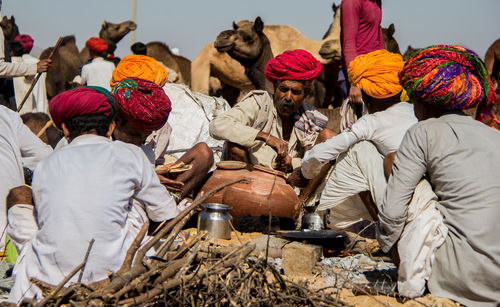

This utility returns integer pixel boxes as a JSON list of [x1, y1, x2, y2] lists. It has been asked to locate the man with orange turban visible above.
[[210, 49, 328, 173], [289, 49, 417, 232], [76, 37, 115, 91], [378, 45, 500, 305], [7, 87, 179, 302]]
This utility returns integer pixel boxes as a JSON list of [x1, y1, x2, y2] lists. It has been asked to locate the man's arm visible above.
[[341, 0, 362, 68], [377, 125, 427, 253], [6, 186, 39, 252]]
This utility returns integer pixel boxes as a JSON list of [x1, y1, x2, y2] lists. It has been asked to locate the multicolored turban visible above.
[[264, 49, 322, 83], [49, 86, 117, 129], [348, 49, 408, 100], [399, 45, 498, 125], [110, 55, 168, 89], [14, 34, 34, 53], [86, 37, 108, 53], [113, 77, 171, 132]]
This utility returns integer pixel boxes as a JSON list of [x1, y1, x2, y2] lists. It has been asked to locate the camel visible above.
[[40, 35, 83, 98], [21, 112, 62, 148], [0, 16, 19, 40], [485, 38, 500, 90], [146, 42, 191, 86], [191, 2, 342, 99], [403, 45, 421, 61], [80, 20, 137, 63]]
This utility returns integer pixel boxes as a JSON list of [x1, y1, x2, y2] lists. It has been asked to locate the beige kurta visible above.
[[209, 90, 304, 169]]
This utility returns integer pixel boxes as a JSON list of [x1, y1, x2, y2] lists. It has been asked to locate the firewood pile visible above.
[[15, 179, 345, 307]]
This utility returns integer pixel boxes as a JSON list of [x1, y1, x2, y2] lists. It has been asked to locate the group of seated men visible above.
[[0, 44, 499, 306]]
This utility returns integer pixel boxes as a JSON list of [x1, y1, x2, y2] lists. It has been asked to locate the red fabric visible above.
[[340, 0, 384, 68], [113, 77, 171, 132], [14, 34, 34, 53], [49, 87, 114, 129], [264, 49, 322, 82], [86, 37, 108, 53]]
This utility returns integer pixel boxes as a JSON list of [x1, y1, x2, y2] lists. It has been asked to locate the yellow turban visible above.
[[348, 49, 408, 101], [110, 55, 168, 89]]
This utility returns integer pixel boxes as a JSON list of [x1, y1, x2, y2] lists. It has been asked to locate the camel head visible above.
[[99, 20, 137, 43], [0, 15, 20, 41], [214, 17, 267, 63], [382, 24, 401, 55], [319, 39, 342, 60], [403, 45, 421, 61]]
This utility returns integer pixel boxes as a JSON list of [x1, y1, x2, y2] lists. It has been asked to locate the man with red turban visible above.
[[7, 86, 179, 303], [112, 77, 214, 201], [378, 45, 500, 305], [210, 49, 328, 173], [75, 37, 115, 91]]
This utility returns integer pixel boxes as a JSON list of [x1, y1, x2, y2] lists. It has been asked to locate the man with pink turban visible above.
[[379, 45, 500, 305], [7, 87, 179, 303], [210, 49, 328, 173]]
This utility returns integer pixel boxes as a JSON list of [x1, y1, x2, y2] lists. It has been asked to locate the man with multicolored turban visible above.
[[288, 49, 417, 231], [210, 49, 328, 173], [75, 37, 115, 91], [378, 45, 500, 305], [112, 77, 214, 201], [7, 87, 179, 303]]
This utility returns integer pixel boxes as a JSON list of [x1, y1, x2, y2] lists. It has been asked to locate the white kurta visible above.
[[0, 29, 37, 78], [12, 55, 48, 114], [81, 57, 116, 91], [0, 106, 51, 250], [7, 135, 179, 303], [302, 102, 417, 179]]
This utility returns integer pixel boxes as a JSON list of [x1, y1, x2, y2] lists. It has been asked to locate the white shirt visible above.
[[8, 134, 179, 303], [12, 54, 48, 114], [302, 102, 417, 179], [0, 29, 36, 78], [0, 106, 51, 249], [81, 57, 115, 91]]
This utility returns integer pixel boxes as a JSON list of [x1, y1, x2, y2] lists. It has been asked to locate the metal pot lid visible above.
[[202, 203, 233, 211]]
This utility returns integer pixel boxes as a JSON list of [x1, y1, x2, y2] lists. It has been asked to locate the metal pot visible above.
[[197, 203, 233, 240], [301, 206, 324, 231]]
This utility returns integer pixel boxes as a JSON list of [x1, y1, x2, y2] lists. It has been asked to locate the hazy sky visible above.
[[3, 0, 499, 61]]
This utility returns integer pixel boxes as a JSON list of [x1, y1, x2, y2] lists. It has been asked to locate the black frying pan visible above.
[[280, 230, 347, 249]]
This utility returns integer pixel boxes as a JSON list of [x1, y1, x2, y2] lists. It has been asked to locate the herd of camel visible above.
[[1, 2, 499, 110]]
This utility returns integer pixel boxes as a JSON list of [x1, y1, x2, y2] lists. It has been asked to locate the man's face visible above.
[[274, 80, 308, 117]]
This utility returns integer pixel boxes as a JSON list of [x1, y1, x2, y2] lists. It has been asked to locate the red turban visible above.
[[86, 37, 108, 53], [112, 77, 171, 132], [265, 49, 322, 83], [14, 34, 34, 53], [49, 87, 117, 129]]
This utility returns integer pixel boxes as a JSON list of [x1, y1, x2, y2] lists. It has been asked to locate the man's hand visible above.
[[6, 186, 33, 210], [157, 174, 184, 193], [275, 155, 293, 173], [349, 85, 362, 105], [266, 135, 288, 158], [36, 59, 52, 73], [287, 167, 309, 188]]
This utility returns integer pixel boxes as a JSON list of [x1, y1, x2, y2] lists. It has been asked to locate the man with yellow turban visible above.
[[290, 49, 417, 231]]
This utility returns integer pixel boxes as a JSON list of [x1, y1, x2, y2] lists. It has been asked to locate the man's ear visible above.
[[107, 120, 116, 138], [61, 122, 71, 142]]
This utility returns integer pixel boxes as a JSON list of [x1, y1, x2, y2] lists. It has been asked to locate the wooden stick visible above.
[[36, 119, 53, 138], [78, 238, 95, 283], [17, 36, 63, 113]]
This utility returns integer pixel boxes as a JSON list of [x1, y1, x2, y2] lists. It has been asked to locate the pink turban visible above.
[[14, 34, 34, 53], [112, 77, 171, 132], [49, 87, 117, 129], [265, 49, 322, 83]]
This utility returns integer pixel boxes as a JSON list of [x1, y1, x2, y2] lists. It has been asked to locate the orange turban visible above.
[[348, 49, 408, 100], [110, 55, 168, 89]]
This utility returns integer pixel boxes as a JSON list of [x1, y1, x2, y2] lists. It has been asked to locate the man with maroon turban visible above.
[[6, 87, 179, 303], [209, 49, 328, 173], [76, 37, 115, 91]]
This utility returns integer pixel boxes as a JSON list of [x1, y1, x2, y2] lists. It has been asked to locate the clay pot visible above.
[[200, 161, 299, 227]]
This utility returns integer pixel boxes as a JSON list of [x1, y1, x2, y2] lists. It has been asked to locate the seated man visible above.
[[111, 77, 213, 199], [7, 87, 179, 303], [291, 49, 417, 229], [378, 45, 500, 305], [209, 49, 328, 173]]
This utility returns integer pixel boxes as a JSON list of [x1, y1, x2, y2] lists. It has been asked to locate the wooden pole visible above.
[[17, 36, 63, 113], [131, 0, 137, 45]]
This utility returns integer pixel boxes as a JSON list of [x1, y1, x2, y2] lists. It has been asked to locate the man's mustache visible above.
[[279, 99, 293, 108]]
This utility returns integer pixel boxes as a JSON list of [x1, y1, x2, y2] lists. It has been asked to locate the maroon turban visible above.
[[14, 34, 34, 53], [86, 37, 108, 53], [49, 87, 117, 129], [112, 77, 171, 132], [264, 49, 322, 83]]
